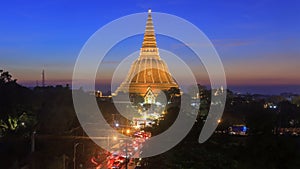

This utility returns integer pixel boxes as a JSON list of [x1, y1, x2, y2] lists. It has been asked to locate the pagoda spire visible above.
[[142, 9, 157, 48], [113, 9, 178, 96]]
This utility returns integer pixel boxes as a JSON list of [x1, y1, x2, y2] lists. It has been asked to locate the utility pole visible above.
[[62, 154, 69, 169], [73, 143, 80, 169], [31, 130, 36, 152], [107, 136, 110, 152], [125, 139, 128, 169], [42, 69, 45, 87]]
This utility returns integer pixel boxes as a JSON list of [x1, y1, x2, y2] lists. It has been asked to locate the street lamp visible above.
[[107, 136, 118, 152], [73, 142, 83, 169], [125, 139, 128, 169], [31, 130, 36, 153], [126, 129, 130, 134]]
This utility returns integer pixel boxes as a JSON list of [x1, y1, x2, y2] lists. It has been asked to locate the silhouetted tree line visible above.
[[0, 70, 84, 168], [1, 69, 300, 169], [143, 85, 300, 169]]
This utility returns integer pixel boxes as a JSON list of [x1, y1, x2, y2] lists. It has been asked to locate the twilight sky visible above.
[[1, 0, 300, 89]]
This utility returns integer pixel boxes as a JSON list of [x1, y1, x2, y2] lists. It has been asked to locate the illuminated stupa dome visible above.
[[114, 9, 178, 95]]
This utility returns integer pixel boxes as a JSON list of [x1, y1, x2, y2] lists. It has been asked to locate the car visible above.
[[109, 153, 119, 160], [136, 162, 141, 167], [116, 156, 126, 164], [128, 159, 134, 166], [110, 161, 121, 169]]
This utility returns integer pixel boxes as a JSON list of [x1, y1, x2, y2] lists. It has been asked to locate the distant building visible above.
[[229, 124, 248, 136], [264, 102, 277, 109], [95, 90, 102, 97], [281, 92, 298, 101], [93, 90, 112, 101]]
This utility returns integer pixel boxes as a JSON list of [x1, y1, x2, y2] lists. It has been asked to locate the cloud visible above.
[[212, 39, 255, 47], [101, 60, 121, 64], [167, 38, 255, 50]]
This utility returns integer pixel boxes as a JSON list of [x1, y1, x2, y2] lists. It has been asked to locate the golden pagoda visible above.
[[114, 9, 178, 96]]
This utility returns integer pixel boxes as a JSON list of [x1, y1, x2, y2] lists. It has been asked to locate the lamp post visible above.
[[31, 130, 36, 153], [125, 129, 132, 169], [125, 138, 128, 169], [73, 143, 81, 169], [107, 136, 110, 152]]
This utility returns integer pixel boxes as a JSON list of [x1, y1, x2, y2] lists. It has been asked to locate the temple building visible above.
[[144, 87, 156, 104], [114, 9, 178, 96]]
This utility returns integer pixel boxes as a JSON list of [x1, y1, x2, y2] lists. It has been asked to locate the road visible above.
[[98, 136, 144, 169]]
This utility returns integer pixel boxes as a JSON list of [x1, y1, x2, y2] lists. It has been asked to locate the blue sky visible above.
[[0, 0, 300, 87]]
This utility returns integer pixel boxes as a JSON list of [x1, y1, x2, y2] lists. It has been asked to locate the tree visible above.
[[0, 69, 36, 137], [156, 90, 168, 105], [36, 86, 77, 135], [0, 69, 16, 84], [292, 96, 300, 107]]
